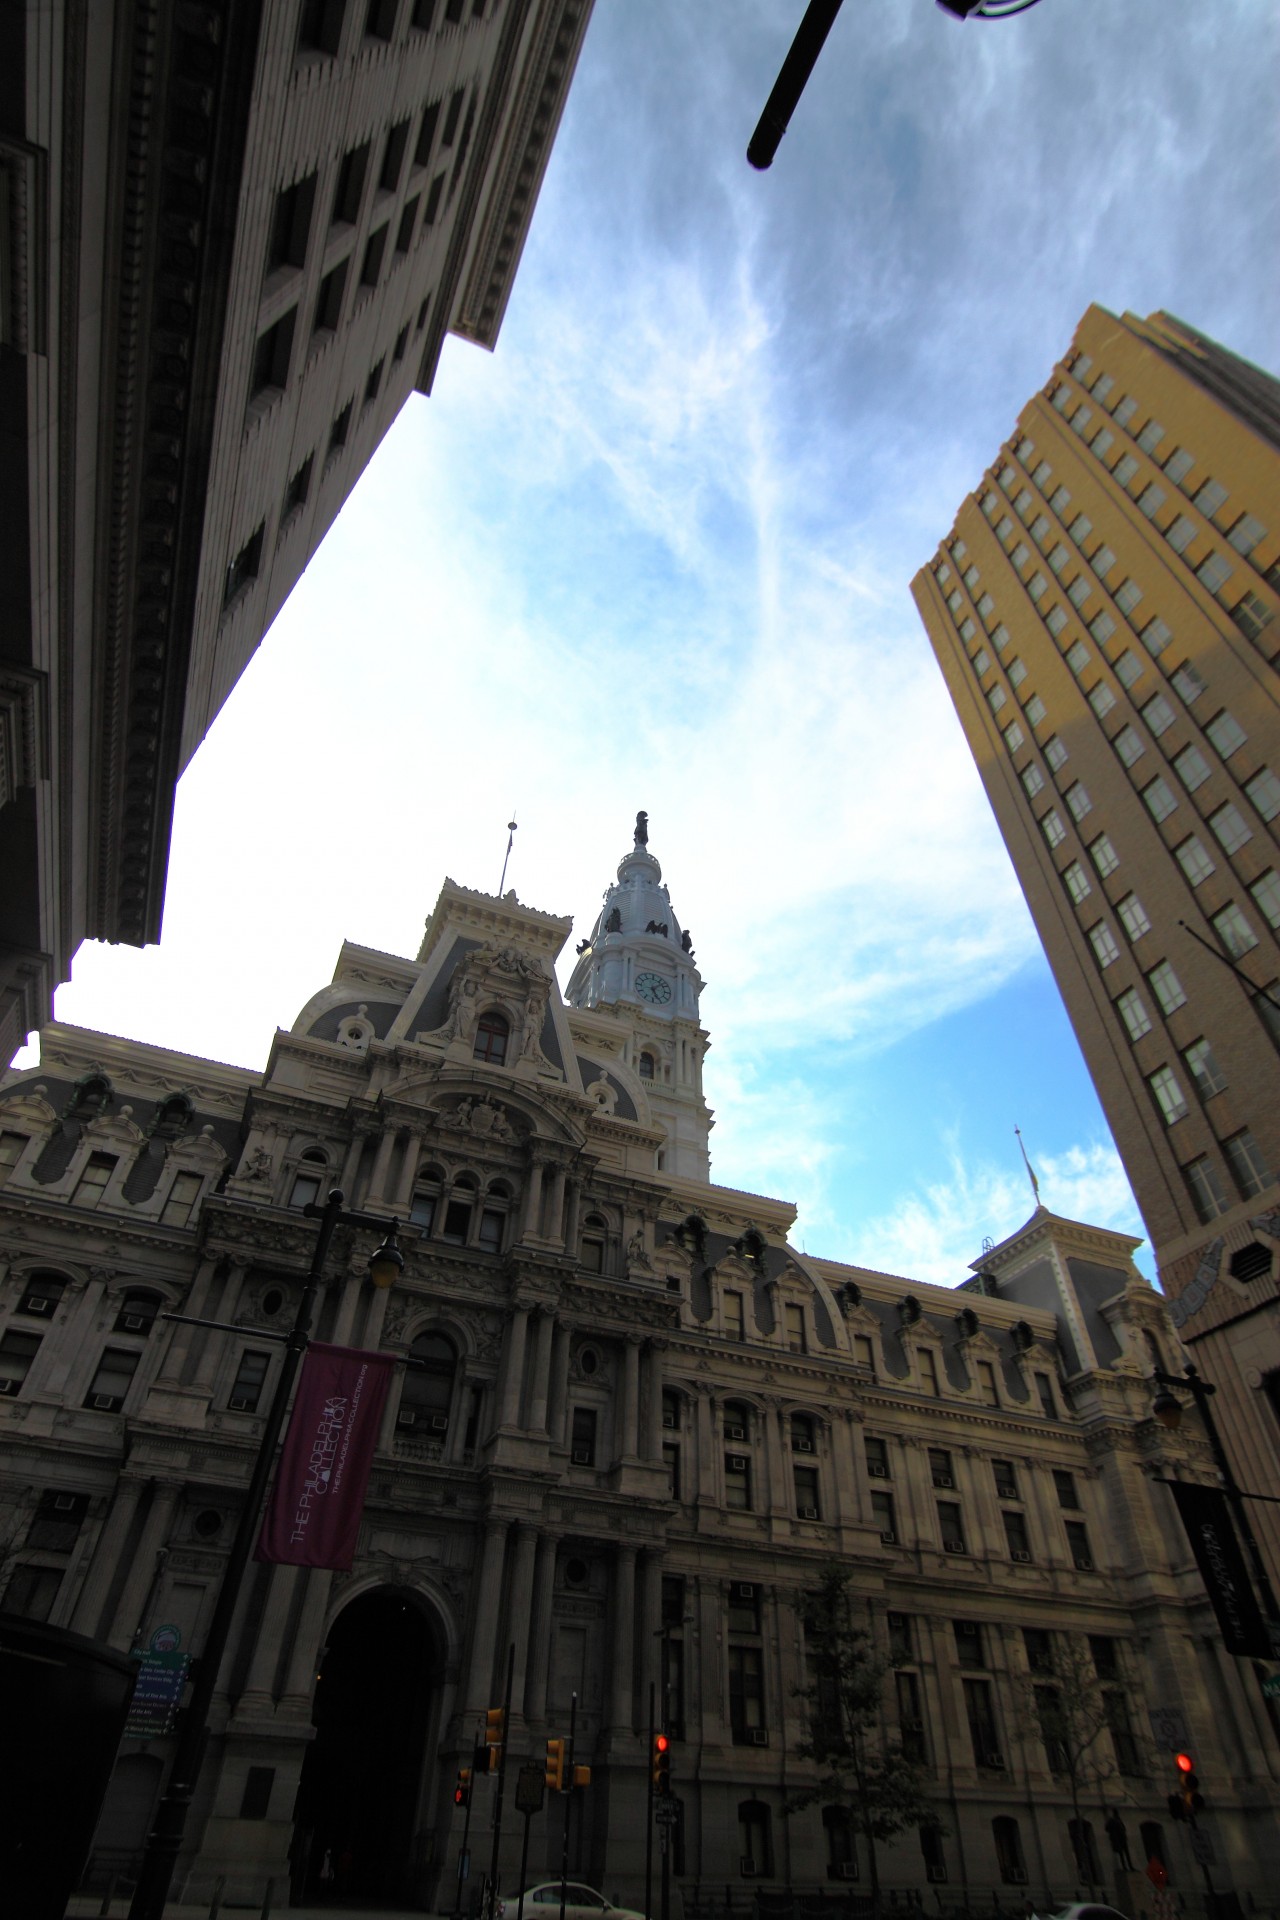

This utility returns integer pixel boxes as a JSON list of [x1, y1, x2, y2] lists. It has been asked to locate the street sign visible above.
[[1190, 1830, 1216, 1867], [1148, 1706, 1190, 1750], [1261, 1673, 1280, 1700], [148, 1624, 182, 1655], [654, 1798, 679, 1825], [515, 1764, 545, 1816], [125, 1651, 190, 1738]]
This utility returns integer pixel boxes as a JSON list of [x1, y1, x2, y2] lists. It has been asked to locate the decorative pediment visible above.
[[434, 1094, 525, 1145]]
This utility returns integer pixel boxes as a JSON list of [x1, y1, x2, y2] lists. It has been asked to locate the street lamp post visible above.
[[128, 1188, 402, 1920], [1150, 1362, 1280, 1628]]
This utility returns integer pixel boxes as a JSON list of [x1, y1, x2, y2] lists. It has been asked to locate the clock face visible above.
[[635, 971, 673, 1005]]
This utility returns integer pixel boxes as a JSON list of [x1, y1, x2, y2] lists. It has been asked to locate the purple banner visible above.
[[256, 1344, 396, 1570]]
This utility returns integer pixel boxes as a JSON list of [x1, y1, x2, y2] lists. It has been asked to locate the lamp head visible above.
[[368, 1221, 404, 1290], [1151, 1382, 1183, 1430]]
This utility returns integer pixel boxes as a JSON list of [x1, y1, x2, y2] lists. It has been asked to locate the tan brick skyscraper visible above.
[[912, 306, 1280, 1587]]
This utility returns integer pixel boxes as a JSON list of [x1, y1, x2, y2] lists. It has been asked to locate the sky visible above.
[[15, 0, 1280, 1284]]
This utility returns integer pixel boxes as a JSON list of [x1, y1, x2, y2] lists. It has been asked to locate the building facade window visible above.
[[473, 1012, 509, 1064], [72, 1154, 116, 1209], [84, 1348, 140, 1414], [228, 1349, 272, 1413]]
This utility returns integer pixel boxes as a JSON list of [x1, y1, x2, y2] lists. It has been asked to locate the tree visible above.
[[1016, 1634, 1130, 1891], [791, 1564, 938, 1908]]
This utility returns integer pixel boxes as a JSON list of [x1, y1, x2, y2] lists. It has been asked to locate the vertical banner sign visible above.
[[257, 1343, 397, 1570], [1167, 1479, 1271, 1659]]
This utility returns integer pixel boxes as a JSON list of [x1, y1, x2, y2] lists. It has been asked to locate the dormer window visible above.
[[784, 1304, 806, 1354], [638, 1052, 655, 1080], [474, 1011, 509, 1065], [290, 1149, 327, 1210]]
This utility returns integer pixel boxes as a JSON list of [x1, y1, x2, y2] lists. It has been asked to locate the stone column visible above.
[[547, 1166, 567, 1245], [281, 1570, 335, 1705], [464, 1520, 510, 1714], [546, 1322, 571, 1446], [394, 1134, 422, 1210], [156, 1255, 221, 1385], [71, 1478, 146, 1639], [524, 1533, 559, 1725], [329, 1273, 365, 1348], [639, 1550, 663, 1710], [507, 1525, 541, 1714], [696, 1390, 716, 1505], [642, 1342, 665, 1461], [526, 1311, 556, 1433], [610, 1545, 637, 1731], [620, 1336, 641, 1460], [764, 1404, 789, 1514], [519, 1164, 544, 1240], [498, 1308, 530, 1429], [367, 1128, 398, 1205], [191, 1262, 249, 1392], [240, 1564, 302, 1706], [563, 1179, 582, 1252], [339, 1132, 366, 1197], [109, 1483, 181, 1651], [831, 1412, 859, 1526]]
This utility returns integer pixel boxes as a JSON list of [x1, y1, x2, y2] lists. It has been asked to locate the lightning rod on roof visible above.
[[498, 813, 518, 895]]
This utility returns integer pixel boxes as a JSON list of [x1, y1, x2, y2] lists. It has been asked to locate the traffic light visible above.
[[485, 1707, 505, 1771], [572, 1765, 591, 1790], [454, 1767, 472, 1809], [651, 1731, 671, 1794], [545, 1737, 566, 1792], [1169, 1753, 1204, 1819]]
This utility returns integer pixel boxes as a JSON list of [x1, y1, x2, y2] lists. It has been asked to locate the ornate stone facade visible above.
[[1, 828, 1277, 1908]]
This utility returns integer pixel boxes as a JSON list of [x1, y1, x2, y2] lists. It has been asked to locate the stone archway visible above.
[[294, 1586, 445, 1906]]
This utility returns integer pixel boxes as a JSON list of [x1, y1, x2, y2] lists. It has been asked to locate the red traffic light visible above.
[[1175, 1752, 1194, 1773], [655, 1735, 670, 1754]]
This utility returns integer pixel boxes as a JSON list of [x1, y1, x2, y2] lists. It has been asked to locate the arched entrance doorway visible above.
[[294, 1587, 443, 1905]]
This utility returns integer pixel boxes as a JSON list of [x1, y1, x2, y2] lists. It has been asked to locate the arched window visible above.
[[724, 1400, 751, 1441], [410, 1165, 444, 1231], [581, 1213, 607, 1274], [290, 1149, 327, 1211], [992, 1816, 1026, 1884], [17, 1270, 68, 1319], [638, 1051, 655, 1080], [473, 1011, 509, 1065], [441, 1176, 476, 1246], [478, 1181, 509, 1253], [115, 1291, 162, 1336], [67, 1071, 112, 1120], [724, 1401, 753, 1511], [738, 1800, 772, 1877], [791, 1412, 816, 1453], [398, 1332, 457, 1434]]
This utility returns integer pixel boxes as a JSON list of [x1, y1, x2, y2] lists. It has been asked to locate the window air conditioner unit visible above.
[[926, 1866, 948, 1884], [397, 1410, 418, 1428], [740, 1860, 758, 1878], [867, 1462, 889, 1477], [903, 1719, 924, 1735], [572, 1447, 593, 1465], [1073, 1555, 1094, 1571], [996, 1484, 1017, 1501], [732, 1582, 756, 1601], [229, 1395, 256, 1412], [121, 1315, 147, 1332], [91, 1395, 118, 1411], [793, 1437, 814, 1453], [428, 1414, 449, 1432], [933, 1474, 954, 1488], [833, 1864, 859, 1881], [53, 1494, 77, 1511], [662, 1411, 677, 1428], [799, 1505, 820, 1520], [749, 1728, 769, 1747], [1006, 1868, 1027, 1885], [0, 1380, 20, 1397], [727, 1454, 749, 1472], [982, 1752, 1006, 1770], [727, 1424, 746, 1441], [879, 1529, 897, 1545], [26, 1297, 55, 1317], [1011, 1548, 1031, 1562], [943, 1538, 965, 1554]]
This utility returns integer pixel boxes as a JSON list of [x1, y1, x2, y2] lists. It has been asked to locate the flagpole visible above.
[[128, 1189, 399, 1920], [499, 815, 518, 894], [1013, 1124, 1041, 1205]]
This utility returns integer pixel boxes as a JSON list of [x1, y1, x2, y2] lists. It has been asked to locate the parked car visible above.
[[497, 1883, 646, 1920], [1040, 1905, 1131, 1920]]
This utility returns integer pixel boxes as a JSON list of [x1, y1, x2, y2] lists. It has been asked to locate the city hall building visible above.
[[1, 820, 1277, 1907]]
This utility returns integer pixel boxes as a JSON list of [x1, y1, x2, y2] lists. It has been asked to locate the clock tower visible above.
[[565, 812, 713, 1179]]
